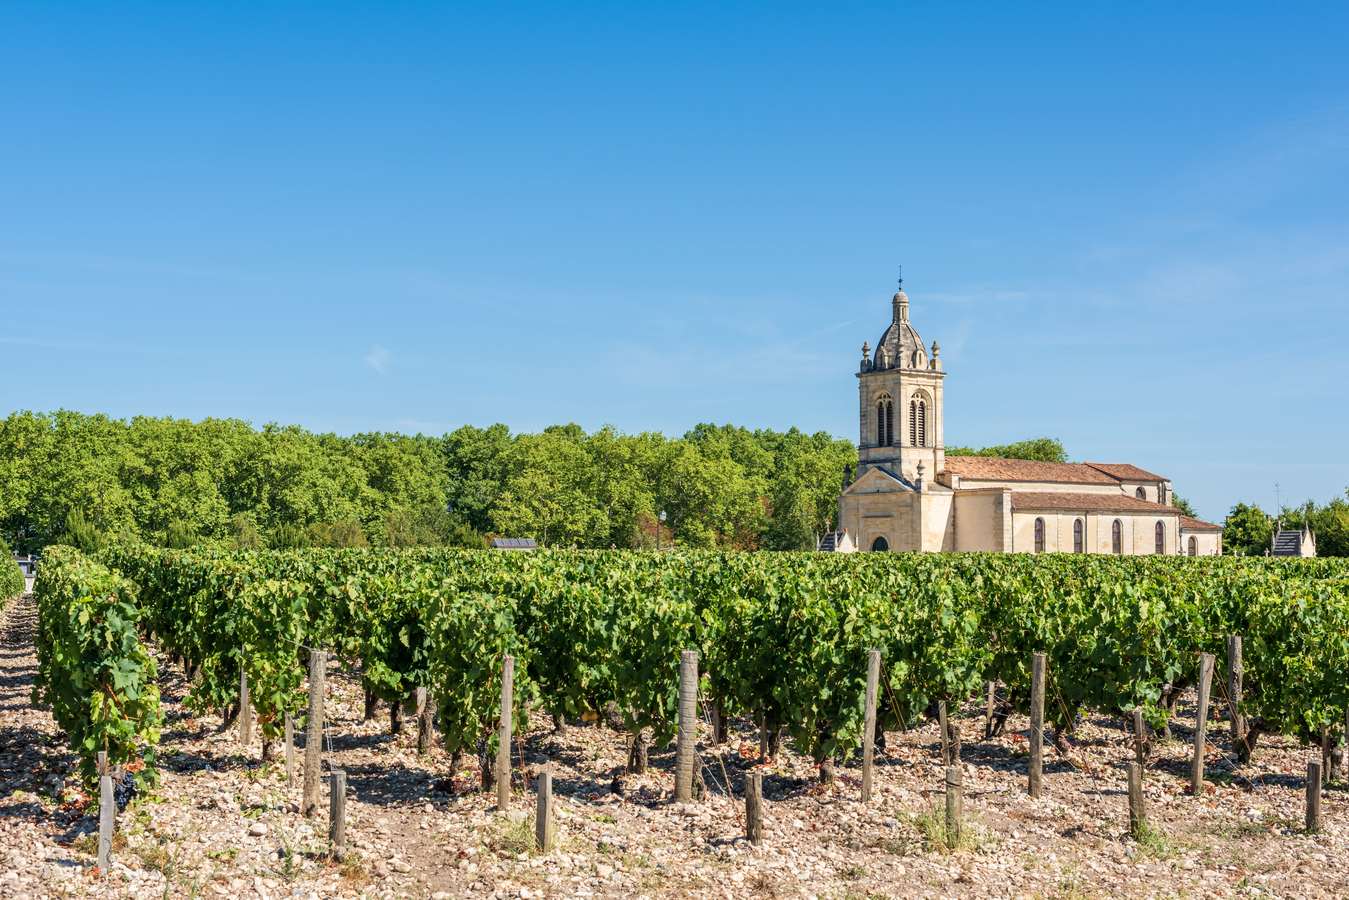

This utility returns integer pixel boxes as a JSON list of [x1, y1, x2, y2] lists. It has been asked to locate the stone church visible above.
[[828, 283, 1223, 556]]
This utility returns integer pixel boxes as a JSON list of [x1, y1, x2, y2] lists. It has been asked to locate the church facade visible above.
[[832, 284, 1223, 556]]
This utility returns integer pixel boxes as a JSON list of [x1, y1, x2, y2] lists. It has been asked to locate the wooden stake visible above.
[[1307, 761, 1322, 832], [1342, 708, 1349, 783], [1132, 708, 1147, 766], [675, 649, 698, 803], [745, 770, 764, 847], [284, 712, 295, 790], [938, 700, 950, 767], [1029, 652, 1046, 798], [861, 649, 880, 803], [1226, 635, 1244, 751], [497, 655, 514, 810], [328, 769, 346, 861], [535, 770, 556, 852], [416, 686, 434, 755], [238, 668, 253, 748], [1127, 761, 1145, 837], [303, 650, 326, 818], [97, 751, 113, 870], [1191, 652, 1214, 796], [984, 681, 996, 740], [944, 765, 962, 849]]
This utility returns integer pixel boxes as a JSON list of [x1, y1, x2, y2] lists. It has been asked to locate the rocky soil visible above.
[[2, 591, 1346, 899]]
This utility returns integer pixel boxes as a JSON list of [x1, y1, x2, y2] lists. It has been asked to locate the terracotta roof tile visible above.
[[943, 456, 1119, 485], [1009, 492, 1185, 515], [1180, 515, 1223, 532], [1085, 462, 1170, 483]]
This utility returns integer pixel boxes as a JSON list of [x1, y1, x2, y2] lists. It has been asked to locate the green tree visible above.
[[1223, 502, 1272, 557], [491, 430, 605, 547], [443, 424, 513, 534], [947, 437, 1068, 463]]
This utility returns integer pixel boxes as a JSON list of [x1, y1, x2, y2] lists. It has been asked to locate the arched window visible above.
[[1188, 536, 1197, 557], [1136, 487, 1147, 500], [871, 536, 889, 552], [1112, 519, 1123, 554], [1154, 521, 1165, 555], [1073, 518, 1084, 553], [909, 392, 929, 447], [1033, 518, 1045, 553], [875, 395, 893, 447]]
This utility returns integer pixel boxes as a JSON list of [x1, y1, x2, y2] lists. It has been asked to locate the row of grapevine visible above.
[[34, 544, 1349, 789], [1, 550, 22, 600], [31, 546, 163, 788]]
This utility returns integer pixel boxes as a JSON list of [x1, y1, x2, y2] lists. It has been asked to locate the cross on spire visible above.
[[896, 265, 903, 291]]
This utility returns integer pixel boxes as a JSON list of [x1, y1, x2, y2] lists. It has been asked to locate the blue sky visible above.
[[2, 3, 1347, 522]]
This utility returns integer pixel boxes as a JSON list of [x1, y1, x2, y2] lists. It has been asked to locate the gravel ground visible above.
[[2, 591, 1345, 899]]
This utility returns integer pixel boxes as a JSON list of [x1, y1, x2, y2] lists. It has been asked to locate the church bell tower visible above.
[[856, 277, 945, 482]]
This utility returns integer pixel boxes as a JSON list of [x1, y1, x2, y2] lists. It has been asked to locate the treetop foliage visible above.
[[0, 411, 866, 553]]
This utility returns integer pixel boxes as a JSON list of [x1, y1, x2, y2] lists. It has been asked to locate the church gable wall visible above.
[[953, 490, 1005, 551]]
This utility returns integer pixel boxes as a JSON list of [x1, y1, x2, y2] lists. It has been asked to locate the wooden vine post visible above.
[[284, 712, 295, 789], [97, 751, 114, 870], [1029, 652, 1046, 798], [535, 769, 556, 852], [302, 650, 326, 818], [1127, 761, 1145, 837], [328, 769, 347, 861], [675, 650, 698, 803], [1226, 635, 1244, 752], [944, 765, 962, 849], [938, 700, 950, 766], [1191, 652, 1214, 795], [984, 681, 996, 740], [238, 668, 253, 747], [416, 686, 434, 755], [1307, 761, 1323, 832], [1132, 708, 1147, 765], [497, 655, 515, 810], [745, 770, 764, 846], [861, 649, 880, 803]]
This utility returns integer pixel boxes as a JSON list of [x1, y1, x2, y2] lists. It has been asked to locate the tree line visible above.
[[0, 411, 870, 553], [5, 409, 1336, 557]]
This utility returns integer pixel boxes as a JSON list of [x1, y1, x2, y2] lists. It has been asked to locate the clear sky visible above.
[[3, 3, 1347, 522]]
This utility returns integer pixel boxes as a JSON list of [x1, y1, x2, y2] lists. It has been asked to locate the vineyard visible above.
[[35, 545, 1349, 787], [14, 545, 1349, 896]]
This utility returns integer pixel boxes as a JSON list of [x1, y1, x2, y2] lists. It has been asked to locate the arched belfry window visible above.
[[1033, 517, 1046, 554], [875, 394, 893, 447], [1154, 521, 1165, 554], [1136, 487, 1147, 500], [1073, 518, 1084, 553], [871, 536, 889, 552], [1188, 536, 1198, 557], [909, 392, 929, 447], [1112, 519, 1123, 555]]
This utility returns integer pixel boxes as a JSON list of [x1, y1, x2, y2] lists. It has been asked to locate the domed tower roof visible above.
[[873, 283, 926, 370]]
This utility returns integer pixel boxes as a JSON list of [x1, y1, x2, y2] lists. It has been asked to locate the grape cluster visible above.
[[112, 773, 137, 811]]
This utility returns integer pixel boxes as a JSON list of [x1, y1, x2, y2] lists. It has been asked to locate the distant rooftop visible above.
[[490, 537, 538, 550]]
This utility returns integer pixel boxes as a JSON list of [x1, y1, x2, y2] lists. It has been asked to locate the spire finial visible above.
[[897, 265, 903, 292]]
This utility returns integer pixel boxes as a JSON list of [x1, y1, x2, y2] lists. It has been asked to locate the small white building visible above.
[[834, 282, 1222, 555]]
